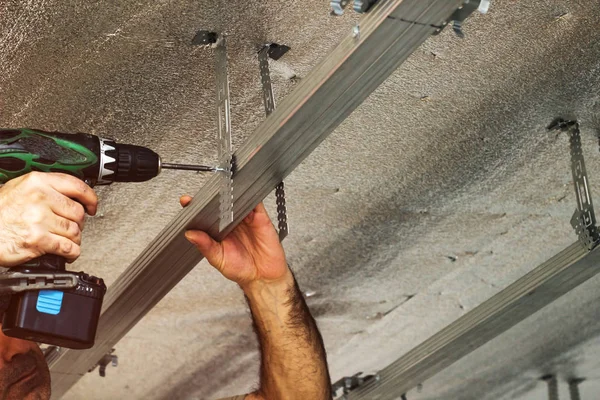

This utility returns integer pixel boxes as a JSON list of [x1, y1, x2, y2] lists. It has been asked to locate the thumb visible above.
[[180, 195, 193, 208], [185, 230, 223, 268]]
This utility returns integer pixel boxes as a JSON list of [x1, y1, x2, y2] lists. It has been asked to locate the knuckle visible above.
[[69, 222, 82, 244], [69, 221, 80, 236], [68, 243, 81, 258], [23, 228, 44, 249], [60, 240, 72, 253], [60, 218, 71, 232], [71, 178, 88, 194], [25, 171, 42, 185], [73, 203, 85, 221], [52, 240, 63, 254]]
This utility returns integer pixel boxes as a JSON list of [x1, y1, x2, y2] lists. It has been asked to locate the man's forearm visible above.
[[243, 268, 331, 400]]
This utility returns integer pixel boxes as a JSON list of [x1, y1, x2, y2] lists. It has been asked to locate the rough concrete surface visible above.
[[1, 0, 600, 399]]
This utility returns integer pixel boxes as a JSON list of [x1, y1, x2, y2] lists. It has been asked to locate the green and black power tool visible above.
[[0, 128, 216, 349]]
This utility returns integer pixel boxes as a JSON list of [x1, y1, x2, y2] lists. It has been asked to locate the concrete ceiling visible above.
[[2, 0, 600, 399]]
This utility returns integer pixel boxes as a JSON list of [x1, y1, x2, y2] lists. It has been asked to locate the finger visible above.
[[48, 216, 82, 245], [40, 233, 81, 263], [44, 173, 98, 216], [46, 190, 86, 229], [180, 195, 193, 208], [246, 202, 272, 226], [185, 230, 223, 268], [243, 210, 255, 224], [254, 202, 268, 215]]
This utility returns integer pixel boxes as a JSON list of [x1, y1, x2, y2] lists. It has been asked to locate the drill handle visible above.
[[23, 184, 96, 272], [19, 184, 93, 273], [24, 254, 67, 272]]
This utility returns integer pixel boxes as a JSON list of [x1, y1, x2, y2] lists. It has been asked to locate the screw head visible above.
[[352, 25, 360, 38], [479, 0, 491, 14]]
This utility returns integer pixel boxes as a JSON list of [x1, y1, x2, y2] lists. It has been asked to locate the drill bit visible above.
[[161, 163, 224, 173]]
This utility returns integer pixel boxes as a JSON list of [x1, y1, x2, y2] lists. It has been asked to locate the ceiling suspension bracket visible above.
[[433, 0, 491, 38], [549, 118, 600, 250], [332, 372, 381, 399], [215, 34, 235, 231], [191, 31, 235, 231], [88, 348, 118, 377], [259, 44, 290, 241], [331, 0, 378, 15]]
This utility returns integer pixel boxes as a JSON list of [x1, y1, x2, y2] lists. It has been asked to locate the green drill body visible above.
[[0, 128, 219, 184], [0, 128, 163, 185], [0, 129, 100, 183]]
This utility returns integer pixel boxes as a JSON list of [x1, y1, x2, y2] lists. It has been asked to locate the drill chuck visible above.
[[98, 139, 160, 183]]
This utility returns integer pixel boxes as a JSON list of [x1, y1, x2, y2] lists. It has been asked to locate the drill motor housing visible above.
[[0, 128, 160, 185]]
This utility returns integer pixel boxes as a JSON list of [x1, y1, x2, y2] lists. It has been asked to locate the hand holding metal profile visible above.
[[180, 197, 288, 288]]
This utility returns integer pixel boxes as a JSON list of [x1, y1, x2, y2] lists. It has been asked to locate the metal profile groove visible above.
[[49, 0, 465, 397], [347, 242, 597, 399]]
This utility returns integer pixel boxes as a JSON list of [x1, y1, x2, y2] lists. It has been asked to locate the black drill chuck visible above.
[[102, 141, 161, 183]]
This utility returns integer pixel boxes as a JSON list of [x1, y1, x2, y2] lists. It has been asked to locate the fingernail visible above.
[[185, 231, 197, 245]]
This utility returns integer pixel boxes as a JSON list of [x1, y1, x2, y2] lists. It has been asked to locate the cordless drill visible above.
[[0, 128, 214, 349]]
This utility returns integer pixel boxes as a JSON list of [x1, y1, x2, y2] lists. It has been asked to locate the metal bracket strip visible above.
[[87, 349, 118, 378], [258, 46, 288, 241], [216, 35, 234, 232], [549, 119, 599, 250], [542, 375, 559, 400], [568, 378, 585, 400]]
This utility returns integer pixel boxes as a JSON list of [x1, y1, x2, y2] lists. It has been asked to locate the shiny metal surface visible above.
[[161, 163, 220, 172]]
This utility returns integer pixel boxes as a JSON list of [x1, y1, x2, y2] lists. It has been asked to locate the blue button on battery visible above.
[[36, 290, 64, 315]]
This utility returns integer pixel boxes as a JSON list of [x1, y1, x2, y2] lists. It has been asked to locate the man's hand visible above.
[[180, 196, 289, 289], [182, 196, 331, 400], [0, 172, 97, 266]]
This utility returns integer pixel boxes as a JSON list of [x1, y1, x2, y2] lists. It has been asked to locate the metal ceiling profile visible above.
[[49, 0, 469, 397], [347, 242, 597, 399]]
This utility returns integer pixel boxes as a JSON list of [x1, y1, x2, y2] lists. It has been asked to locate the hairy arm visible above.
[[244, 269, 331, 400]]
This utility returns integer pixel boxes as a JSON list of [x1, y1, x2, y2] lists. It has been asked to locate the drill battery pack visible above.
[[2, 270, 106, 349]]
